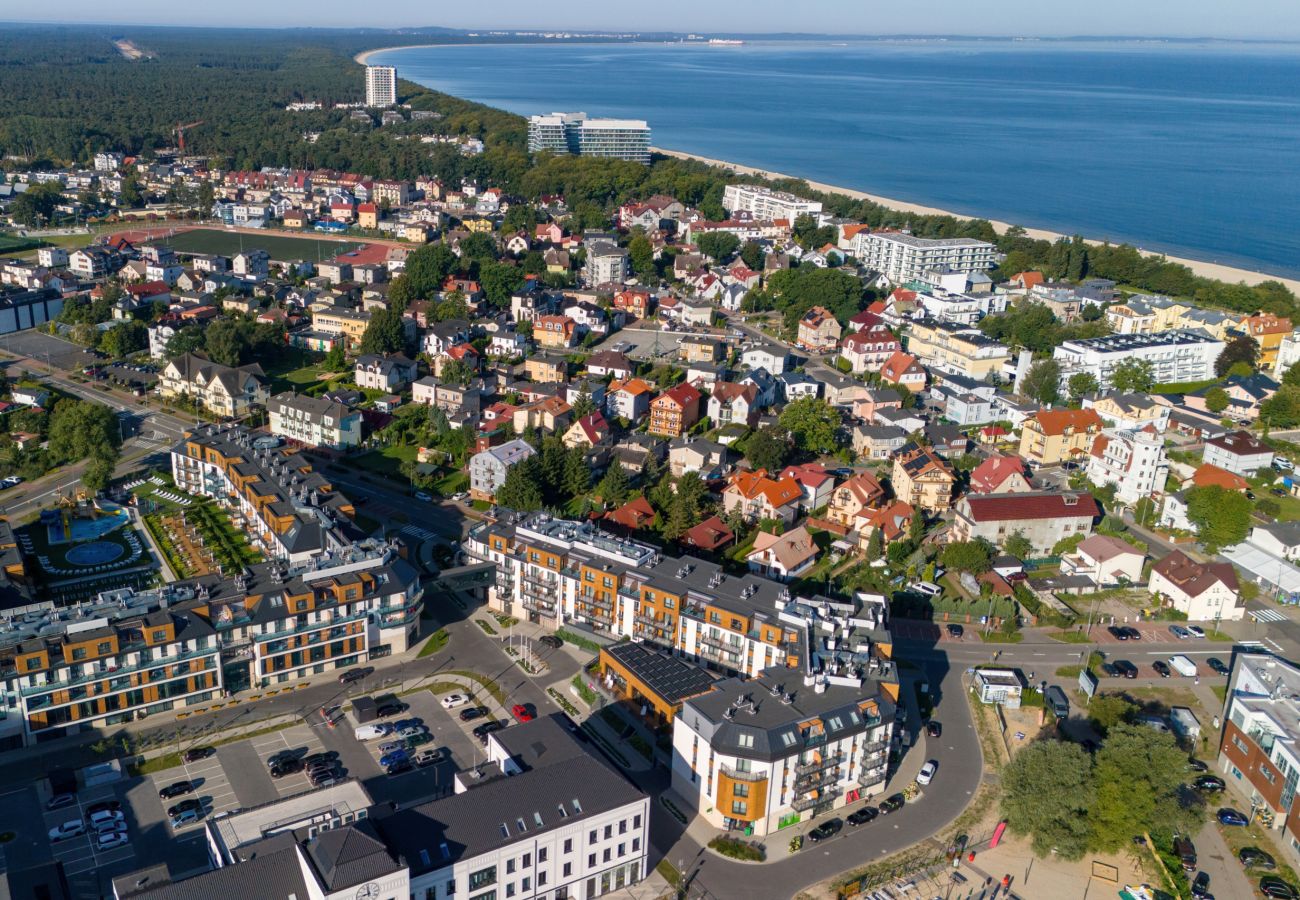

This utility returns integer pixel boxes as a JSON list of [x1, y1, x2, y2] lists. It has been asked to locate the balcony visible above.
[[22, 646, 220, 698], [720, 763, 768, 783], [795, 752, 844, 778], [862, 740, 889, 757], [698, 631, 742, 654], [693, 644, 740, 668], [791, 788, 841, 812], [857, 771, 886, 789], [522, 597, 557, 614], [253, 610, 368, 643], [794, 768, 841, 793], [581, 595, 614, 612]]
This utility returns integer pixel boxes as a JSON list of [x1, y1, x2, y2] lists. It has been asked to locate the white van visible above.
[[911, 582, 943, 599], [354, 723, 390, 741], [1169, 655, 1198, 677]]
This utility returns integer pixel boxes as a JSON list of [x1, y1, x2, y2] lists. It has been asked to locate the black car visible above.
[[1123, 626, 1142, 641], [1114, 660, 1138, 679], [167, 798, 202, 818], [1261, 876, 1299, 899], [385, 760, 414, 776], [158, 780, 195, 800], [303, 751, 338, 767], [459, 705, 489, 723], [182, 746, 214, 763], [1240, 847, 1277, 870], [473, 721, 505, 743], [807, 818, 843, 842], [1101, 662, 1121, 677], [878, 794, 905, 814], [86, 799, 122, 816], [1194, 774, 1226, 792], [538, 635, 563, 650], [1208, 658, 1230, 675], [338, 667, 370, 685], [1152, 660, 1171, 678], [376, 702, 405, 718], [1187, 757, 1210, 772], [1108, 625, 1129, 641], [926, 721, 942, 738], [946, 624, 964, 638], [846, 807, 878, 826], [270, 759, 304, 778], [1191, 871, 1211, 898]]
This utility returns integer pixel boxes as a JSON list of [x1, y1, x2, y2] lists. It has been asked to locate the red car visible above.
[[511, 704, 534, 723]]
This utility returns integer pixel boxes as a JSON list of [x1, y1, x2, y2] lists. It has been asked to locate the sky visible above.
[[13, 0, 1300, 40]]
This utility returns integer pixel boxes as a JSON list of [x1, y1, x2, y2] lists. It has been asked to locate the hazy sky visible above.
[[14, 1, 1300, 39]]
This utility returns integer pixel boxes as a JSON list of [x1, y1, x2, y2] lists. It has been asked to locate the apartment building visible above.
[[1149, 550, 1244, 621], [171, 424, 357, 564], [584, 241, 631, 286], [722, 184, 823, 221], [355, 353, 417, 392], [1203, 429, 1275, 476], [840, 329, 901, 374], [1053, 330, 1224, 389], [268, 391, 362, 449], [365, 65, 397, 107], [1085, 427, 1170, 505], [527, 112, 651, 164], [1241, 312, 1293, 369], [851, 233, 997, 285], [648, 383, 702, 438], [1018, 408, 1105, 467], [797, 306, 842, 353], [950, 492, 1099, 555], [904, 319, 1012, 380], [159, 352, 268, 417], [890, 443, 955, 513], [312, 306, 372, 349], [468, 439, 538, 502]]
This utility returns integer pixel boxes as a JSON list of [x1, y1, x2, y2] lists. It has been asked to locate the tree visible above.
[[203, 318, 248, 367], [695, 231, 740, 264], [1089, 723, 1196, 852], [1260, 385, 1300, 428], [164, 327, 206, 359], [358, 306, 407, 355], [323, 344, 346, 371], [9, 182, 62, 226], [1203, 386, 1230, 414], [119, 171, 145, 209], [1216, 333, 1260, 376], [865, 529, 882, 562], [1067, 372, 1099, 404], [495, 458, 543, 512], [740, 240, 764, 272], [1087, 694, 1137, 736], [99, 320, 146, 359], [743, 426, 790, 472], [1184, 485, 1253, 550], [404, 243, 457, 299], [47, 399, 122, 493], [563, 447, 591, 497], [627, 234, 655, 278], [1021, 359, 1062, 406], [940, 540, 992, 573], [596, 465, 629, 506], [433, 291, 469, 322], [1001, 740, 1094, 860], [478, 261, 525, 308], [440, 358, 474, 388], [1110, 358, 1155, 393], [1003, 532, 1033, 560], [778, 397, 840, 455], [572, 389, 595, 420]]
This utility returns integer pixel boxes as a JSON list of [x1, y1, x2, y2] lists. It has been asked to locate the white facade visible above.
[[268, 393, 362, 449], [527, 112, 651, 164], [1052, 330, 1224, 389], [366, 65, 397, 107], [851, 233, 997, 285], [1149, 564, 1244, 622], [722, 184, 822, 221], [1274, 330, 1300, 380], [1085, 428, 1169, 505], [468, 439, 537, 501]]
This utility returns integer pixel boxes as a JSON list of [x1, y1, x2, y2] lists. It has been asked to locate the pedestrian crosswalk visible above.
[[401, 524, 438, 541], [1249, 608, 1287, 623]]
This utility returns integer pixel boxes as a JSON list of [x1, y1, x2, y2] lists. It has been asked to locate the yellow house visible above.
[[890, 443, 955, 513], [1241, 312, 1293, 368], [461, 217, 494, 234], [311, 307, 371, 350], [357, 203, 378, 230], [1018, 408, 1105, 466], [905, 319, 1011, 380]]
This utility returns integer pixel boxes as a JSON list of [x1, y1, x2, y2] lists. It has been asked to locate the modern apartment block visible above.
[[365, 65, 397, 107], [1052, 330, 1225, 389], [851, 233, 998, 285], [527, 112, 651, 164], [170, 424, 359, 564], [904, 319, 1012, 380], [0, 543, 420, 748], [1085, 427, 1170, 505], [722, 184, 823, 221], [268, 391, 362, 449]]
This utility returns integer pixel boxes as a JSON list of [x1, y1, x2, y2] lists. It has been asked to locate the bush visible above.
[[708, 836, 766, 862], [555, 628, 602, 653], [571, 674, 598, 707]]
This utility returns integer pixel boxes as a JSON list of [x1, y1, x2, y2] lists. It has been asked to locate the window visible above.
[[97, 642, 112, 655], [71, 648, 87, 661], [733, 783, 749, 798], [152, 630, 168, 642], [523, 853, 531, 868], [633, 814, 642, 829], [522, 878, 531, 892], [539, 848, 548, 863], [604, 825, 612, 840], [563, 863, 572, 878], [632, 838, 640, 852], [469, 866, 497, 891], [737, 733, 754, 749], [587, 854, 596, 868], [731, 800, 748, 815], [507, 859, 516, 874], [506, 885, 515, 898], [589, 830, 597, 845], [617, 843, 625, 857], [619, 820, 627, 835], [563, 838, 572, 853], [539, 872, 548, 887], [603, 848, 612, 863]]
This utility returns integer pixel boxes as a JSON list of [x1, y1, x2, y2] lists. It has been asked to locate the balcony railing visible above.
[[862, 740, 889, 756], [791, 788, 841, 812], [22, 646, 220, 698], [794, 768, 841, 793], [720, 763, 768, 783], [581, 595, 614, 612], [522, 597, 556, 613], [857, 769, 886, 788], [795, 752, 844, 778], [253, 610, 368, 642]]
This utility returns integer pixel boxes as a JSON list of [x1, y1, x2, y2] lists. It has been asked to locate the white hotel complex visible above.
[[527, 112, 651, 164], [1052, 330, 1225, 389], [365, 65, 397, 107], [851, 232, 999, 285], [722, 184, 824, 221]]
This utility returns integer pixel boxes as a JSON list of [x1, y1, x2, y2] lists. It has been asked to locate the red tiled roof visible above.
[[1031, 408, 1103, 436], [780, 462, 834, 490], [1190, 463, 1249, 492], [963, 492, 1100, 522], [683, 515, 735, 551], [604, 496, 656, 530], [1152, 550, 1238, 597], [655, 382, 701, 409], [969, 456, 1026, 493]]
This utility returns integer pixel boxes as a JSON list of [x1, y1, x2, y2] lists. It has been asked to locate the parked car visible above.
[[87, 809, 124, 828], [1169, 625, 1191, 639], [1101, 662, 1121, 677], [270, 759, 304, 778], [538, 635, 563, 650], [441, 693, 470, 710], [379, 750, 409, 768], [48, 821, 86, 842], [1239, 847, 1277, 870], [414, 491, 432, 502], [375, 702, 406, 718], [170, 809, 201, 828], [167, 799, 202, 819], [309, 769, 342, 787], [354, 723, 391, 741], [386, 759, 414, 776], [158, 780, 195, 800], [460, 706, 488, 722], [1261, 876, 1299, 899], [414, 749, 441, 768], [94, 816, 128, 834], [1187, 625, 1206, 639], [512, 704, 535, 723], [473, 721, 504, 744], [303, 752, 337, 767], [878, 794, 905, 814], [397, 725, 428, 740], [1208, 658, 1230, 675], [405, 732, 433, 749], [1217, 807, 1249, 826], [46, 794, 77, 811], [1152, 660, 1172, 678], [1174, 835, 1198, 870], [378, 740, 406, 755], [1108, 625, 1129, 641], [1191, 871, 1211, 898], [926, 721, 942, 738], [1194, 775, 1226, 792], [1122, 626, 1142, 641], [96, 831, 130, 851], [946, 624, 964, 638], [1114, 660, 1138, 679], [807, 818, 843, 842], [338, 667, 371, 685], [917, 760, 938, 786], [847, 807, 879, 826], [392, 718, 424, 732], [85, 800, 122, 817], [182, 746, 214, 763], [1187, 758, 1209, 772]]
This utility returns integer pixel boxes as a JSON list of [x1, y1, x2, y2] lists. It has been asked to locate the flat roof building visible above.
[[527, 112, 651, 164], [365, 65, 397, 108]]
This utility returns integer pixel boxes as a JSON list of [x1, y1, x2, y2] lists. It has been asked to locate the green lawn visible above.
[[979, 631, 1024, 643], [417, 629, 450, 658], [1270, 493, 1300, 522], [432, 469, 468, 497], [149, 228, 364, 262], [1048, 630, 1093, 644], [0, 234, 44, 254], [352, 445, 418, 480]]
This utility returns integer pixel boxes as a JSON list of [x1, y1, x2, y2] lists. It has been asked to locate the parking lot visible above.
[[247, 723, 330, 798], [40, 781, 138, 880], [892, 619, 980, 643], [142, 747, 241, 835], [348, 690, 483, 802]]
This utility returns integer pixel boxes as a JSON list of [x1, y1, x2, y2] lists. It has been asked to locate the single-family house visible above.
[[721, 469, 803, 525], [1149, 550, 1244, 621], [890, 443, 956, 513], [747, 525, 819, 581], [649, 383, 702, 438], [1061, 534, 1146, 586]]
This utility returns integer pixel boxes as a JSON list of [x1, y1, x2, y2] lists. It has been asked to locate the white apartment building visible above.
[[468, 439, 537, 502], [722, 184, 823, 221], [851, 233, 997, 285], [585, 241, 631, 286], [1053, 330, 1225, 389], [671, 661, 896, 836], [527, 112, 651, 164], [268, 391, 362, 449], [366, 65, 397, 107], [1274, 329, 1300, 381], [1085, 427, 1170, 506]]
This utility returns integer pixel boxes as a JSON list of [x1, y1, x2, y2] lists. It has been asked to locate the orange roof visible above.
[[1031, 408, 1103, 436], [727, 470, 803, 509], [604, 496, 656, 530], [612, 377, 654, 397], [1013, 271, 1045, 289], [880, 350, 922, 381], [1244, 313, 1292, 336], [841, 223, 871, 239], [1190, 463, 1250, 492]]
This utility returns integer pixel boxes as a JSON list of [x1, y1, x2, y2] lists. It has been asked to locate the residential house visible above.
[[512, 396, 573, 435], [1084, 393, 1172, 433], [852, 387, 903, 422], [649, 383, 702, 438], [746, 525, 818, 581], [1241, 312, 1293, 369], [1018, 408, 1105, 466], [562, 411, 611, 450], [707, 382, 760, 428], [159, 353, 268, 417], [534, 314, 579, 349], [354, 353, 417, 392], [268, 391, 362, 449], [586, 350, 634, 380], [468, 438, 537, 501], [950, 492, 1100, 555], [668, 437, 730, 480], [826, 471, 886, 528], [879, 351, 927, 391], [679, 338, 724, 364], [904, 319, 1012, 380], [1061, 534, 1146, 586], [739, 367, 778, 409], [1203, 430, 1274, 476], [721, 469, 803, 525], [1247, 521, 1300, 562], [778, 371, 822, 402], [797, 306, 842, 352], [852, 424, 907, 460], [525, 354, 569, 384], [1149, 550, 1244, 621], [890, 443, 956, 513], [604, 496, 657, 533], [969, 456, 1032, 494], [873, 407, 926, 435], [741, 344, 788, 376], [1085, 427, 1169, 505], [779, 462, 837, 512], [682, 515, 735, 552], [860, 500, 915, 542], [606, 377, 655, 422], [1185, 373, 1279, 423], [840, 329, 901, 374]]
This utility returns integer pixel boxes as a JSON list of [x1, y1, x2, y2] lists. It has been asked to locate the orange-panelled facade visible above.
[[26, 665, 219, 731], [578, 562, 619, 626], [261, 630, 366, 674], [716, 771, 768, 823], [185, 441, 353, 532], [636, 586, 681, 645]]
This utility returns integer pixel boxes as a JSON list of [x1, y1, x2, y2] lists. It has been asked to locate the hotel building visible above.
[[1052, 330, 1225, 389], [366, 65, 397, 107], [851, 233, 998, 285], [527, 113, 651, 164], [722, 184, 823, 221]]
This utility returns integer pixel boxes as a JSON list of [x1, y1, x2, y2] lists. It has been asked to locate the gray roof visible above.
[[302, 820, 402, 891], [490, 714, 592, 772], [117, 842, 309, 899]]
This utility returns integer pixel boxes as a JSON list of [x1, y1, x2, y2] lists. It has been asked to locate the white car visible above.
[[1186, 625, 1206, 639], [441, 693, 469, 710], [414, 491, 432, 502], [911, 582, 943, 599], [94, 819, 128, 836], [96, 831, 129, 850], [48, 821, 86, 842], [917, 760, 938, 786], [87, 809, 124, 828]]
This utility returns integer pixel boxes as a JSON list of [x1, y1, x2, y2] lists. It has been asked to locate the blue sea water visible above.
[[371, 40, 1300, 280]]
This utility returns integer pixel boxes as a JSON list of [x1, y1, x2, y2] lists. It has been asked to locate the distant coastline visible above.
[[359, 41, 1300, 295]]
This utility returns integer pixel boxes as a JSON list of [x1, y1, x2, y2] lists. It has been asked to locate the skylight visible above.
[[571, 798, 583, 814]]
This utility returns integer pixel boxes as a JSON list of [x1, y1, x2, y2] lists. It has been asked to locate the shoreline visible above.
[[357, 42, 1300, 294]]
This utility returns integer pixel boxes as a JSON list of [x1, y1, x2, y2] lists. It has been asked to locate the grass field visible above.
[[148, 228, 365, 262], [352, 445, 418, 479], [0, 234, 45, 254]]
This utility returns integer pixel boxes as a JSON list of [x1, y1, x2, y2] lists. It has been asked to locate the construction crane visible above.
[[174, 120, 204, 152]]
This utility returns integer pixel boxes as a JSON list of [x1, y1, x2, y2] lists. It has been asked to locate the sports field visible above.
[[147, 228, 367, 262]]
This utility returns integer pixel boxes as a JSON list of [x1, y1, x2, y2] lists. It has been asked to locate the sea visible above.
[[368, 40, 1300, 280]]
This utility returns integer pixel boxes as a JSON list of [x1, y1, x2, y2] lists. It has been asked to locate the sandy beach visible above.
[[355, 42, 1300, 295]]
